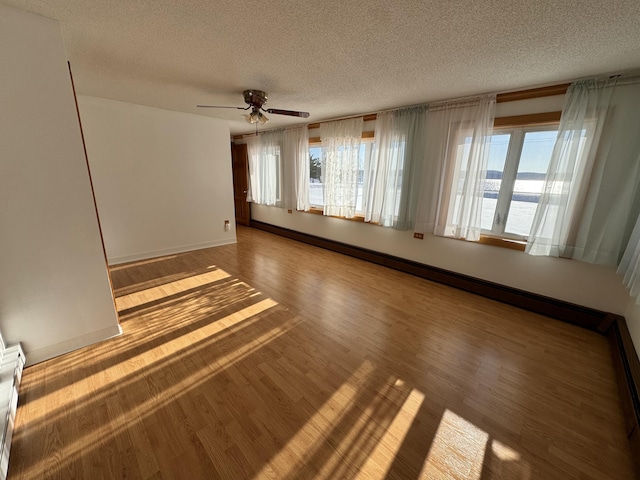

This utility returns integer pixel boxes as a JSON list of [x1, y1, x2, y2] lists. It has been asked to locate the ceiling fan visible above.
[[197, 89, 310, 126]]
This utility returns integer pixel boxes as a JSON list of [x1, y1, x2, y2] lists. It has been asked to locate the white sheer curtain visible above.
[[363, 106, 428, 229], [282, 127, 310, 211], [571, 79, 640, 265], [321, 117, 363, 218], [246, 131, 282, 207], [246, 127, 309, 210], [526, 79, 616, 257], [415, 95, 495, 240], [618, 210, 640, 303]]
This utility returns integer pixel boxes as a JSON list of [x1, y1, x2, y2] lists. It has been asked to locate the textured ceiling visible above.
[[5, 0, 640, 134]]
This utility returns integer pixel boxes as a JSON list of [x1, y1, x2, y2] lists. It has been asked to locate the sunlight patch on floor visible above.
[[491, 439, 521, 461], [17, 295, 302, 479], [253, 360, 377, 479], [18, 296, 280, 440], [359, 386, 425, 477], [108, 254, 181, 272], [421, 409, 489, 480], [114, 269, 231, 311], [490, 439, 531, 479]]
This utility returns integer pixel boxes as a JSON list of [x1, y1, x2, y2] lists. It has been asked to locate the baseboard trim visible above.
[[250, 221, 613, 332], [607, 317, 640, 477], [108, 237, 237, 266], [24, 324, 123, 366]]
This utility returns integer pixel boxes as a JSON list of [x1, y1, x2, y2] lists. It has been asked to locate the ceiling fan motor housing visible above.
[[243, 90, 268, 108], [196, 89, 309, 121]]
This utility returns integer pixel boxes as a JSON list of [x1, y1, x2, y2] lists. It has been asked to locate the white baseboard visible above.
[[107, 238, 237, 266], [24, 324, 123, 367]]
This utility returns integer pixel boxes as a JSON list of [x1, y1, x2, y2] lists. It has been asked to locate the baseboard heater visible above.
[[0, 333, 25, 480]]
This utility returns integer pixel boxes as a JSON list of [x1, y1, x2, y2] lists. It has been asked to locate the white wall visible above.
[[247, 93, 632, 315], [77, 96, 236, 264], [0, 5, 120, 366]]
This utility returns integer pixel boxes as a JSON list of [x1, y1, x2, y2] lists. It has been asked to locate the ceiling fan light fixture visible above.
[[244, 108, 269, 125], [199, 89, 308, 128]]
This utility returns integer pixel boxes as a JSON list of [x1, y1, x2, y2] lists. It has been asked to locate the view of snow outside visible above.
[[309, 146, 324, 206], [309, 145, 368, 212], [309, 130, 558, 236], [481, 130, 556, 236]]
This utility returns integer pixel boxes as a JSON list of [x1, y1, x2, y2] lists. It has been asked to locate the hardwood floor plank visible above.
[[8, 225, 635, 479]]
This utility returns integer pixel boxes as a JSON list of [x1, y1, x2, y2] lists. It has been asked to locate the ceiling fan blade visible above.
[[196, 105, 249, 110], [265, 108, 310, 118]]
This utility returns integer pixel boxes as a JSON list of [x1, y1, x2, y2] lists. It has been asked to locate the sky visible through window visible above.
[[518, 131, 557, 173], [487, 131, 557, 174], [487, 134, 509, 173]]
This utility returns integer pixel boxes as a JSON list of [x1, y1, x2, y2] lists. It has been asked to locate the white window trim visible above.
[[483, 124, 559, 242]]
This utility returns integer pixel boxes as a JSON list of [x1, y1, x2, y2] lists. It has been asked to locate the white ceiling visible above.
[[5, 0, 640, 134]]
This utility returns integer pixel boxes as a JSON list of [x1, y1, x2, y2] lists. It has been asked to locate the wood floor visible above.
[[8, 226, 635, 479]]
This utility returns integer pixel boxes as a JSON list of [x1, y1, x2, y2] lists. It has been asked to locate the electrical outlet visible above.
[[224, 220, 230, 231], [413, 232, 424, 239]]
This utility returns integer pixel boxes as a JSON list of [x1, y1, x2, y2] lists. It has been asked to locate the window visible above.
[[247, 140, 283, 207], [309, 145, 322, 207], [308, 140, 373, 214], [481, 126, 558, 239], [366, 135, 408, 222]]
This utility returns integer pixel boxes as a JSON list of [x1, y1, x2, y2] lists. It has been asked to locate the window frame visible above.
[[479, 113, 562, 248], [268, 144, 284, 207], [308, 144, 323, 209], [306, 133, 375, 220]]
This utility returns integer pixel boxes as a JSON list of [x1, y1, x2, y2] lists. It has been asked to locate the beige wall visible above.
[[78, 96, 236, 264], [0, 5, 120, 365]]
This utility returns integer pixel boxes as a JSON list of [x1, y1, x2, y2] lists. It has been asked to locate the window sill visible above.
[[478, 235, 526, 251], [301, 209, 525, 251], [305, 207, 367, 223]]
